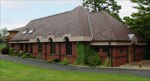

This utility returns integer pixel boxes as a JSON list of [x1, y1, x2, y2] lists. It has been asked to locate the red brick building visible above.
[[7, 6, 147, 67]]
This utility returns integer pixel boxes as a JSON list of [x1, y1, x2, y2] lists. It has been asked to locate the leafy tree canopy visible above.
[[1, 27, 8, 40], [82, 0, 122, 22], [123, 0, 150, 41]]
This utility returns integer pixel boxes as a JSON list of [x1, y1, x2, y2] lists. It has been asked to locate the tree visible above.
[[82, 0, 122, 22], [1, 27, 8, 40], [0, 29, 2, 41], [123, 0, 150, 42]]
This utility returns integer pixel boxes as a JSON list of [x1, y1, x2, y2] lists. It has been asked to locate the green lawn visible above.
[[0, 42, 6, 51], [0, 60, 149, 81]]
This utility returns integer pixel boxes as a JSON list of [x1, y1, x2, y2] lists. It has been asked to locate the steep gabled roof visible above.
[[10, 6, 145, 42], [90, 11, 145, 41], [10, 6, 91, 41]]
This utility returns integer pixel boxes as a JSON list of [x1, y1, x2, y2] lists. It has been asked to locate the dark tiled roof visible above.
[[89, 11, 145, 41], [10, 6, 145, 42]]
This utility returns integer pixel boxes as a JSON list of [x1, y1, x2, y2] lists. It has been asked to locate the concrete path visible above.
[[0, 55, 150, 77]]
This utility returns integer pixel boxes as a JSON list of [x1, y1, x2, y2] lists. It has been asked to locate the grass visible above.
[[0, 41, 6, 51], [0, 60, 149, 81]]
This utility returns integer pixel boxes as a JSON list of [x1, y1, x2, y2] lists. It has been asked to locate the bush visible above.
[[47, 59, 54, 63], [32, 56, 37, 59], [53, 59, 60, 63], [104, 57, 111, 67], [88, 55, 101, 66], [29, 54, 33, 58], [1, 47, 9, 54], [18, 51, 24, 57], [76, 43, 85, 65], [13, 51, 17, 56], [21, 54, 26, 59], [25, 53, 30, 58], [76, 43, 102, 66], [10, 54, 15, 56], [62, 58, 70, 65], [85, 45, 101, 66], [9, 48, 14, 55], [37, 55, 42, 60]]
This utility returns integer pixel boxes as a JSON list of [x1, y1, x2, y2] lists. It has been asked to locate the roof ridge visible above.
[[103, 11, 118, 40]]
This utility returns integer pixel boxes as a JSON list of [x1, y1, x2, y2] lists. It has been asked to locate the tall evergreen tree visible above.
[[82, 0, 122, 22], [123, 0, 150, 42]]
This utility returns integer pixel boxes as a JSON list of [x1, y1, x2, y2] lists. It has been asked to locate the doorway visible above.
[[129, 45, 135, 63]]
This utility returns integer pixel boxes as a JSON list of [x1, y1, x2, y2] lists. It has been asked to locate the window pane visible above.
[[66, 42, 72, 55], [30, 44, 33, 53], [92, 46, 99, 52], [103, 46, 109, 52], [38, 43, 42, 53], [51, 42, 55, 54], [25, 44, 28, 52]]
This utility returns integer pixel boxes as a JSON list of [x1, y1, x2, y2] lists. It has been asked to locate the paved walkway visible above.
[[120, 60, 150, 70], [0, 55, 150, 77]]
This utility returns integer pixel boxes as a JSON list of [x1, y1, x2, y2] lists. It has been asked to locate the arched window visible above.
[[49, 38, 55, 54], [37, 39, 42, 53], [64, 37, 72, 55]]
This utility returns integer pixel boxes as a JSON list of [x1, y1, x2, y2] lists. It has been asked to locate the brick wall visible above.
[[135, 46, 144, 61], [31, 42, 76, 63], [33, 43, 38, 57], [112, 46, 128, 67], [98, 47, 108, 64], [14, 44, 19, 52], [11, 42, 145, 67]]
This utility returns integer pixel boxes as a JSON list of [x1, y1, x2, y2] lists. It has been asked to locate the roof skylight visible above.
[[28, 29, 35, 34], [22, 30, 28, 35]]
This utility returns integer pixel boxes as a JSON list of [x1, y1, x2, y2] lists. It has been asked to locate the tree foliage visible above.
[[76, 43, 101, 66], [82, 0, 122, 22], [1, 27, 8, 40], [123, 0, 150, 41], [0, 29, 2, 41]]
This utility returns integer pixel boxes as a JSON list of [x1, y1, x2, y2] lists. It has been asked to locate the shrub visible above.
[[88, 55, 101, 66], [76, 43, 85, 65], [62, 58, 70, 65], [47, 59, 54, 63], [21, 54, 26, 59], [104, 57, 111, 67], [32, 56, 37, 59], [1, 47, 9, 54], [29, 54, 33, 58], [37, 55, 42, 60], [53, 59, 60, 63], [9, 48, 14, 55], [13, 51, 17, 56], [76, 43, 102, 66], [25, 53, 30, 58], [10, 54, 15, 56], [18, 51, 24, 57]]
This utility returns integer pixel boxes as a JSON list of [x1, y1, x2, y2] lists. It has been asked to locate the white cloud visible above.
[[117, 0, 138, 19]]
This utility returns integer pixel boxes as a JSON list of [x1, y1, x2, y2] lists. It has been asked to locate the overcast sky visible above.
[[0, 0, 137, 30]]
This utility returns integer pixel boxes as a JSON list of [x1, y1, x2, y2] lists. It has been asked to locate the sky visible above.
[[0, 0, 138, 30]]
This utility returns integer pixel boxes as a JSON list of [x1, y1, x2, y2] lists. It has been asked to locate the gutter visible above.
[[87, 13, 93, 38]]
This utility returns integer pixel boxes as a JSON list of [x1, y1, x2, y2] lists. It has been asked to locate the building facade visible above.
[[7, 6, 147, 67]]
